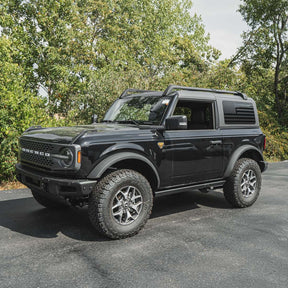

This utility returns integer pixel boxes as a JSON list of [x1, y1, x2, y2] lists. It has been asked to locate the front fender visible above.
[[99, 143, 145, 158], [87, 151, 160, 188]]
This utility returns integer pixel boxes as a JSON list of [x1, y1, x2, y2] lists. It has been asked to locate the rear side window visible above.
[[223, 101, 255, 124]]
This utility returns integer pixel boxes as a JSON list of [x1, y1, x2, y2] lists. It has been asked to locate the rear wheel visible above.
[[88, 169, 153, 239], [31, 190, 68, 209], [223, 158, 262, 208]]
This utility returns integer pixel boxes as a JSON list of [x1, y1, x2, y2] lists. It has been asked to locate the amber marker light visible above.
[[77, 151, 81, 163], [157, 142, 164, 149]]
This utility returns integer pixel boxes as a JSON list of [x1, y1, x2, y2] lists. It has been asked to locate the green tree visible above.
[[0, 36, 46, 181], [0, 0, 224, 182], [230, 0, 288, 124], [1, 0, 94, 116], [1, 0, 219, 120]]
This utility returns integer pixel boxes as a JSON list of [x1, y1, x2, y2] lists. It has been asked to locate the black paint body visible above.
[[16, 89, 267, 199]]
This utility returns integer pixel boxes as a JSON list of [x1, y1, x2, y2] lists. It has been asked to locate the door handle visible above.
[[210, 140, 222, 145]]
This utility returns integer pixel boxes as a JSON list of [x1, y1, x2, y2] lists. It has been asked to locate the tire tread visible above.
[[223, 158, 261, 208], [88, 169, 153, 239]]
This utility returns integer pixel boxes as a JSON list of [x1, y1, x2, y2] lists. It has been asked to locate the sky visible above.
[[192, 0, 248, 60]]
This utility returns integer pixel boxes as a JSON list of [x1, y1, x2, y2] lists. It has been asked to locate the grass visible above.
[[0, 181, 27, 191]]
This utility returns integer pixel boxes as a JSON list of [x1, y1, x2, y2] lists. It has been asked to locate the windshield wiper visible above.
[[140, 121, 154, 125], [101, 120, 116, 123], [116, 120, 140, 126]]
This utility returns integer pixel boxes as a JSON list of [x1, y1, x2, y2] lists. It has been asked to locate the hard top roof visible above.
[[120, 85, 248, 100]]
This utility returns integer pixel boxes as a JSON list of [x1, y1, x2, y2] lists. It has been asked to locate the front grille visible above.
[[19, 139, 58, 169], [20, 139, 54, 153], [21, 151, 54, 167]]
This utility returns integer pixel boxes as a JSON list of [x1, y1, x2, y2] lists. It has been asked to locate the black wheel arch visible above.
[[224, 145, 265, 178], [87, 151, 160, 191]]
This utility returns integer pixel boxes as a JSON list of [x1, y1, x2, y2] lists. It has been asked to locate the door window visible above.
[[173, 100, 214, 130]]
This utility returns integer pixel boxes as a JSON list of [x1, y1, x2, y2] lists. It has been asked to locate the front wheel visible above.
[[88, 169, 153, 239], [223, 158, 262, 208]]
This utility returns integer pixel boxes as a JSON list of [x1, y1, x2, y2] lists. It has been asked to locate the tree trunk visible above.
[[274, 69, 282, 121]]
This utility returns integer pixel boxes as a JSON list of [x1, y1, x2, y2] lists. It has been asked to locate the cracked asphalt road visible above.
[[0, 162, 287, 288]]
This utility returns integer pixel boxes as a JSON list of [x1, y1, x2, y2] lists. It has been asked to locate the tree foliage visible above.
[[0, 36, 46, 181], [0, 0, 220, 182], [0, 0, 287, 183], [1, 0, 219, 119], [231, 0, 288, 123]]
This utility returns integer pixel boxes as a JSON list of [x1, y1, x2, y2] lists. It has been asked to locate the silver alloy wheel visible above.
[[241, 169, 257, 198], [111, 186, 143, 225]]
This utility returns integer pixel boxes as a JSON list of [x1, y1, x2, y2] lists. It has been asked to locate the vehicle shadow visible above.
[[0, 194, 105, 242], [0, 189, 230, 241], [152, 189, 230, 219]]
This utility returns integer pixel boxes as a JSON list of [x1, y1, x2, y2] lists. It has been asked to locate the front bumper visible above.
[[15, 164, 97, 198]]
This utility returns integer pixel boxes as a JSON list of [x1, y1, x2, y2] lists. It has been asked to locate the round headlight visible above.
[[60, 148, 74, 168]]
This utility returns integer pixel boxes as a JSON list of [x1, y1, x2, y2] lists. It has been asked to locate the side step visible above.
[[155, 180, 225, 197]]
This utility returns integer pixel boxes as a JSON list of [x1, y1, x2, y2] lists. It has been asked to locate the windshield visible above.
[[103, 95, 171, 125]]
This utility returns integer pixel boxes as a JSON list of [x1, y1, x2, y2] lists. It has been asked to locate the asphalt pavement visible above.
[[0, 162, 287, 288]]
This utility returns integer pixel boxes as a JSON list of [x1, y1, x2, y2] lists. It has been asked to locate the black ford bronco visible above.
[[16, 85, 268, 239]]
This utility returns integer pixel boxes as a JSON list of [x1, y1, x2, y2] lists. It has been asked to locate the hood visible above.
[[21, 123, 140, 144]]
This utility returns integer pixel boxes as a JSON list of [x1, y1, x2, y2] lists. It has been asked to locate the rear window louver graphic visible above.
[[223, 101, 256, 124]]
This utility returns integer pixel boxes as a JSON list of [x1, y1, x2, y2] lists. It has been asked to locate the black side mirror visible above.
[[165, 115, 187, 130], [91, 114, 98, 124]]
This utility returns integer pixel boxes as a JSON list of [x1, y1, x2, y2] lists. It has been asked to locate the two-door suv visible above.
[[16, 85, 268, 239]]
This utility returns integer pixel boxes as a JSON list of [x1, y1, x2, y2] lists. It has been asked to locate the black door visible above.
[[164, 100, 223, 186], [164, 130, 223, 186]]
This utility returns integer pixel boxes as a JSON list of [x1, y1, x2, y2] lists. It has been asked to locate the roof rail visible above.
[[120, 88, 157, 98], [162, 85, 248, 100]]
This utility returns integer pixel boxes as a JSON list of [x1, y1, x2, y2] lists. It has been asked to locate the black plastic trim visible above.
[[163, 85, 248, 100], [87, 152, 160, 188], [260, 161, 269, 172], [155, 180, 225, 196], [16, 164, 97, 197], [120, 89, 158, 98], [223, 145, 265, 178]]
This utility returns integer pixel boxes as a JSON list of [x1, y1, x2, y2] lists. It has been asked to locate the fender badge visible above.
[[157, 142, 164, 149]]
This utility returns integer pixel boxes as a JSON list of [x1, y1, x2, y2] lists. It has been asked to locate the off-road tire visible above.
[[31, 190, 68, 209], [223, 158, 262, 208], [88, 169, 153, 239]]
